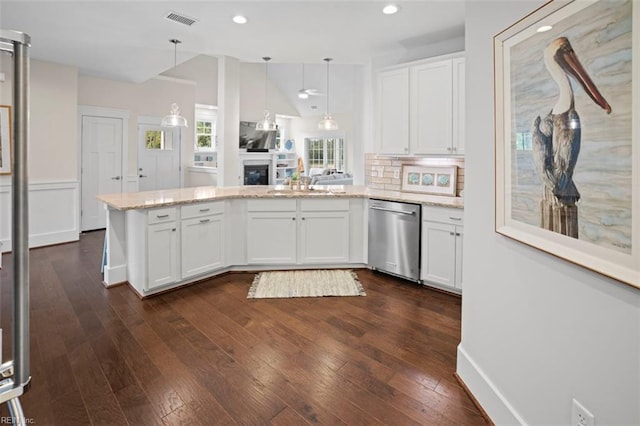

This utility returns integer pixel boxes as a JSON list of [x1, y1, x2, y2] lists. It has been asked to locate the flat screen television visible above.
[[239, 121, 277, 150]]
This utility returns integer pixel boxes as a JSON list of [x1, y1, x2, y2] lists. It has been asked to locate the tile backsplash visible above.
[[365, 153, 465, 196]]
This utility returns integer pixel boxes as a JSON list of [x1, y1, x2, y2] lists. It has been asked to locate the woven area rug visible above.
[[247, 270, 366, 299]]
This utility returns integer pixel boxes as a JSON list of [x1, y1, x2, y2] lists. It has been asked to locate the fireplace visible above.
[[243, 161, 271, 185]]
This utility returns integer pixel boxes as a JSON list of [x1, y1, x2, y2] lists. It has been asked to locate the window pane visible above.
[[326, 139, 335, 169], [197, 135, 212, 148], [146, 130, 162, 150]]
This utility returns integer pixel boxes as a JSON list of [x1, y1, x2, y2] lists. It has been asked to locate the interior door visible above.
[[138, 123, 181, 192], [81, 115, 123, 231]]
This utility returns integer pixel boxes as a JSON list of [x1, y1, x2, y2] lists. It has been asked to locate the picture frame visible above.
[[401, 165, 457, 196], [494, 0, 639, 288], [0, 105, 11, 175]]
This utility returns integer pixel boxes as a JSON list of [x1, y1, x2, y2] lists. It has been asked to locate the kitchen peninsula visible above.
[[98, 185, 463, 297]]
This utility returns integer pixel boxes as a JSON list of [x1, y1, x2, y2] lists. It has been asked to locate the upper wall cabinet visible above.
[[376, 68, 410, 154], [375, 54, 465, 156]]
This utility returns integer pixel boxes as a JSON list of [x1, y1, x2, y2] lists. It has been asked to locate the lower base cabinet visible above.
[[147, 220, 179, 290], [181, 214, 224, 279], [246, 198, 350, 265], [421, 206, 463, 292]]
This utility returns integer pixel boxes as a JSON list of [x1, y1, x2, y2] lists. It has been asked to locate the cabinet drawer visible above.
[[422, 205, 463, 225], [182, 201, 224, 219], [248, 199, 296, 212], [148, 207, 177, 225], [300, 198, 349, 212]]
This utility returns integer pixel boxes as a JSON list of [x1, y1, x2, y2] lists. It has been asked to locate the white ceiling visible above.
[[0, 1, 465, 83]]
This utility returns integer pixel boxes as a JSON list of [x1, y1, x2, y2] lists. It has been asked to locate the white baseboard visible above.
[[104, 264, 127, 287], [456, 344, 525, 425]]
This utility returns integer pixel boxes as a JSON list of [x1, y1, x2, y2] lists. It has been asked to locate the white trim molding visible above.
[[0, 180, 80, 251], [456, 344, 526, 425]]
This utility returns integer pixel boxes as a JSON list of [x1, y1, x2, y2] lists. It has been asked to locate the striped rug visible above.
[[247, 269, 366, 299]]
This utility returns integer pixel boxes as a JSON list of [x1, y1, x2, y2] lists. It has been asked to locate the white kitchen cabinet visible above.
[[452, 57, 465, 155], [181, 201, 225, 279], [147, 210, 179, 290], [376, 67, 410, 154], [247, 199, 298, 264], [410, 60, 453, 155], [375, 54, 464, 156], [246, 198, 350, 265], [298, 199, 349, 264], [421, 206, 463, 293]]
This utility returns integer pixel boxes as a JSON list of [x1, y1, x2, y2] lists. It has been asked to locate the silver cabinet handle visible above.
[[200, 219, 210, 223], [301, 217, 306, 221], [292, 217, 296, 221], [370, 206, 416, 215], [111, 176, 121, 180], [450, 232, 455, 236], [456, 232, 461, 236], [139, 174, 147, 178], [157, 214, 169, 219], [199, 208, 210, 212], [172, 228, 176, 232], [449, 216, 462, 221]]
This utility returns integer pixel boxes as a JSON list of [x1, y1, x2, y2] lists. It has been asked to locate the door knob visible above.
[[139, 175, 147, 178]]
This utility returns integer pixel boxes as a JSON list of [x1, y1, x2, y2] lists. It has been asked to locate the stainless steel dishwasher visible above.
[[368, 199, 421, 281]]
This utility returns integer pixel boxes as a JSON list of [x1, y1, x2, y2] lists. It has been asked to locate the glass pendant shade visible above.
[[318, 114, 338, 131], [161, 103, 188, 129], [162, 39, 188, 129], [257, 56, 276, 131], [318, 57, 338, 130], [256, 110, 277, 131]]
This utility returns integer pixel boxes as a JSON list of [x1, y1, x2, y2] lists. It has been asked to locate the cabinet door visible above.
[[181, 214, 224, 279], [247, 212, 297, 264], [410, 60, 453, 154], [452, 57, 465, 155], [147, 222, 178, 290], [455, 227, 464, 290], [299, 211, 349, 264], [420, 221, 456, 288], [377, 68, 410, 154]]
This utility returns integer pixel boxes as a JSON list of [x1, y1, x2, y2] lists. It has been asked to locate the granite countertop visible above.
[[97, 185, 464, 211]]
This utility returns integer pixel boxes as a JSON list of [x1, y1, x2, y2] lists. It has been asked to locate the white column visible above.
[[217, 56, 241, 187], [103, 206, 127, 286]]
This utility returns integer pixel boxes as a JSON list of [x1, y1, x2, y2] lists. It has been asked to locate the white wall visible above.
[[458, 2, 640, 425], [240, 62, 298, 122], [162, 54, 218, 106], [0, 59, 80, 250]]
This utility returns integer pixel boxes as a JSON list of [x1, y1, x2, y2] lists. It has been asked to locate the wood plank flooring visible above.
[[0, 231, 486, 425]]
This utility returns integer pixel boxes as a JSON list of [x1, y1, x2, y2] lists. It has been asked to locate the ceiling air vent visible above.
[[164, 11, 198, 27]]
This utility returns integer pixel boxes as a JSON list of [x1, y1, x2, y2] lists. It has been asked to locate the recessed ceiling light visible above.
[[537, 25, 552, 33], [233, 15, 247, 24], [382, 4, 399, 15]]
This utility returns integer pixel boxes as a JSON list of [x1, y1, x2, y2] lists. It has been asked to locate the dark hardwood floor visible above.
[[0, 231, 486, 425]]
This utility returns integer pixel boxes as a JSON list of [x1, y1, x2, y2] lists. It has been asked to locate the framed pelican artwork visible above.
[[494, 0, 639, 288]]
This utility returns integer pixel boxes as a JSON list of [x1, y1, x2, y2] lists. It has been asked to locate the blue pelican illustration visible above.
[[531, 37, 611, 207]]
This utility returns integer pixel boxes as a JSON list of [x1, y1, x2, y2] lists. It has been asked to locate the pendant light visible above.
[[161, 39, 188, 129], [298, 63, 309, 99], [318, 57, 338, 130], [256, 56, 277, 131]]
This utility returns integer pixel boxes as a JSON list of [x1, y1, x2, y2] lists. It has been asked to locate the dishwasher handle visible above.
[[369, 206, 416, 216]]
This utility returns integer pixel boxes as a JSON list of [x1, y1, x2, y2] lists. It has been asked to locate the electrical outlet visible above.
[[572, 399, 595, 426], [393, 169, 400, 179]]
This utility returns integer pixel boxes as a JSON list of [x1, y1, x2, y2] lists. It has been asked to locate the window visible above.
[[195, 105, 217, 151], [145, 130, 173, 150], [305, 137, 345, 171], [196, 121, 213, 149]]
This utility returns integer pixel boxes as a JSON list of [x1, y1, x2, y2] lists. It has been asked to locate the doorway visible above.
[[137, 117, 182, 192], [80, 107, 128, 231]]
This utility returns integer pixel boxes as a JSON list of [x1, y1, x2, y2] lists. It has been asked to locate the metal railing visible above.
[[0, 29, 31, 425]]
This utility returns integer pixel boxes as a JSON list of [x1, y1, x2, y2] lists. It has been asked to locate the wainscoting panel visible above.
[[0, 180, 80, 251]]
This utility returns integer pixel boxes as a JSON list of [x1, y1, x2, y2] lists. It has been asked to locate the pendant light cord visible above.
[[263, 56, 271, 112], [324, 58, 332, 116]]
